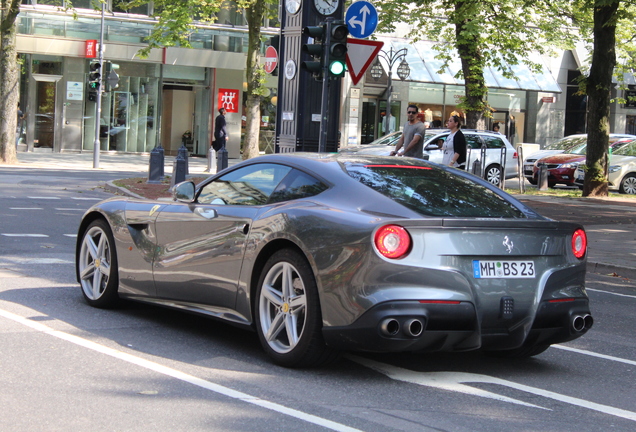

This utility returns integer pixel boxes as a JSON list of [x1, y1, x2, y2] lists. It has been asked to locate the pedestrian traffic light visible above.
[[88, 61, 101, 91], [301, 23, 326, 79], [328, 21, 348, 78]]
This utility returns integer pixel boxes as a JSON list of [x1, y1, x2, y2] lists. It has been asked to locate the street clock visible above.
[[314, 0, 338, 15]]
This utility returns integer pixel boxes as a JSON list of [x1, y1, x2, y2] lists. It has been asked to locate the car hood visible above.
[[524, 150, 563, 162], [539, 153, 586, 164]]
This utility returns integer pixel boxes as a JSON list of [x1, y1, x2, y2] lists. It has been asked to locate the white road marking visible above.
[[553, 345, 636, 366], [9, 208, 42, 210], [348, 355, 636, 422], [1, 234, 49, 237], [63, 234, 78, 238], [0, 257, 73, 264], [55, 208, 85, 211], [27, 197, 60, 199], [0, 308, 362, 432], [71, 197, 103, 201], [587, 287, 636, 299]]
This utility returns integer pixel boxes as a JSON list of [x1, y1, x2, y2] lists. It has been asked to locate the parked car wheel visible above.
[[619, 174, 636, 194], [78, 219, 119, 308], [255, 249, 338, 368], [527, 178, 537, 185], [483, 343, 550, 359], [484, 164, 503, 186]]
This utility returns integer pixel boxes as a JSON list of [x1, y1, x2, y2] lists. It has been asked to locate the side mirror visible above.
[[173, 181, 196, 203]]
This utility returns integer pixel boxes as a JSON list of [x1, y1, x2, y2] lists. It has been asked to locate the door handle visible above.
[[194, 208, 217, 219]]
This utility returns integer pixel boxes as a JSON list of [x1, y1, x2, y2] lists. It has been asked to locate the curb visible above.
[[103, 181, 145, 200], [588, 261, 636, 281]]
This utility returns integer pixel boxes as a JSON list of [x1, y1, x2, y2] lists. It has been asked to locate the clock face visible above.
[[285, 0, 301, 15], [314, 0, 338, 16]]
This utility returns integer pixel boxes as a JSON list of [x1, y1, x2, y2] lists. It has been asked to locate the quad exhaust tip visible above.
[[380, 318, 425, 338], [571, 314, 593, 333], [380, 318, 400, 336]]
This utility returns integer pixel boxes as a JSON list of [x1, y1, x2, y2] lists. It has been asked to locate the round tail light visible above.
[[572, 228, 587, 259], [374, 225, 411, 259]]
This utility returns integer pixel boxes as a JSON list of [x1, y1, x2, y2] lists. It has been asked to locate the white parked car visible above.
[[341, 129, 518, 186], [574, 139, 636, 194], [524, 134, 636, 184]]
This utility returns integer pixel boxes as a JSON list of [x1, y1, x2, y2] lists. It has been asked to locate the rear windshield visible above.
[[345, 164, 525, 218]]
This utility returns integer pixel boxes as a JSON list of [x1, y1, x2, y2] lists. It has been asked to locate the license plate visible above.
[[473, 260, 535, 278], [577, 171, 585, 180]]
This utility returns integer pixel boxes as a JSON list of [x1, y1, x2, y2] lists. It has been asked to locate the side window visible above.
[[465, 134, 483, 149], [425, 134, 447, 150], [269, 170, 328, 203], [198, 163, 292, 205], [482, 136, 505, 149]]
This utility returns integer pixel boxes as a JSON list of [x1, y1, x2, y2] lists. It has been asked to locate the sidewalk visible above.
[[9, 151, 636, 281]]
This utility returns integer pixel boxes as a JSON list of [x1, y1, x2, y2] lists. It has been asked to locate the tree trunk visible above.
[[0, 0, 21, 165], [242, 3, 265, 160], [583, 1, 619, 197], [454, 1, 487, 130]]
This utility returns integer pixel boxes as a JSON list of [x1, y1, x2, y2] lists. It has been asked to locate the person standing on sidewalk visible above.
[[212, 108, 228, 151], [391, 105, 426, 159], [442, 115, 466, 169]]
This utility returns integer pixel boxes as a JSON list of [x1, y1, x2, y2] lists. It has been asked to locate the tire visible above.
[[619, 173, 636, 194], [77, 219, 119, 308], [483, 343, 550, 359], [527, 178, 537, 186], [484, 164, 502, 186], [255, 249, 339, 368]]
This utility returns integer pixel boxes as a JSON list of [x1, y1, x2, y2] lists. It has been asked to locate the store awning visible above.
[[377, 37, 562, 93]]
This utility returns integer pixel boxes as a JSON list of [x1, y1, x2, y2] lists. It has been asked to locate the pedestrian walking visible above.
[[442, 115, 467, 169], [391, 105, 426, 159], [212, 108, 227, 151]]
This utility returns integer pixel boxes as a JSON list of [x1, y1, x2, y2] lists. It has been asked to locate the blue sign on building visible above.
[[345, 1, 378, 39]]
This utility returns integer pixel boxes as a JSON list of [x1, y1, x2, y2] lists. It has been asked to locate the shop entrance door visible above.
[[360, 98, 378, 144], [33, 77, 61, 149]]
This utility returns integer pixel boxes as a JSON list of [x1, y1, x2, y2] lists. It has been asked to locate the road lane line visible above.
[[71, 197, 103, 201], [1, 234, 49, 237], [0, 308, 362, 432], [553, 345, 636, 366], [55, 208, 85, 211], [27, 197, 60, 199], [63, 234, 78, 237], [587, 288, 636, 299], [348, 355, 636, 422], [9, 208, 42, 210]]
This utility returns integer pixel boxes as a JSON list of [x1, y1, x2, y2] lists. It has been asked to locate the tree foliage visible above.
[[374, 0, 578, 128]]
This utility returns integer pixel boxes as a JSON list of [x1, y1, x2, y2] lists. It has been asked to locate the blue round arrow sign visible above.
[[345, 1, 378, 39]]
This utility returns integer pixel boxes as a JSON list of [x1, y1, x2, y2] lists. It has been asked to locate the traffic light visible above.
[[328, 21, 348, 78], [88, 61, 101, 91], [301, 23, 326, 79]]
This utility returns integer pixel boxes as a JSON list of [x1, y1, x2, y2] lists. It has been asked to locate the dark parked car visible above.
[[77, 154, 592, 367]]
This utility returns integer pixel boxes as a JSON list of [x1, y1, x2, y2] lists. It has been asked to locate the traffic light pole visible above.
[[318, 19, 333, 153], [92, 2, 105, 169]]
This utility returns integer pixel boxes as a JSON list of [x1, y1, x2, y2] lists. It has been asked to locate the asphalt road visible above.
[[1, 167, 635, 431]]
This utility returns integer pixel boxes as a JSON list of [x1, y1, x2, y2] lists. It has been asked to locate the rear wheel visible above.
[[78, 219, 119, 308], [619, 174, 636, 194], [255, 249, 338, 368], [527, 178, 537, 185], [484, 164, 502, 186], [483, 343, 550, 359]]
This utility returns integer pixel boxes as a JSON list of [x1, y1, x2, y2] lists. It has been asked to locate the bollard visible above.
[[206, 146, 216, 172], [158, 145, 165, 178], [472, 158, 481, 177], [170, 152, 187, 189], [538, 162, 549, 190], [148, 146, 165, 184], [177, 144, 189, 175], [217, 146, 228, 172]]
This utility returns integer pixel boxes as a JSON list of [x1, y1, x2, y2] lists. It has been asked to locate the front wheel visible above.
[[484, 164, 503, 186], [619, 173, 636, 194], [77, 219, 119, 308], [255, 249, 338, 368]]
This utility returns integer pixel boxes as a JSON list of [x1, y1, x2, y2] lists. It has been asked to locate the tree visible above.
[[374, 0, 577, 128], [0, 0, 21, 165], [578, 0, 636, 197], [129, 0, 275, 160]]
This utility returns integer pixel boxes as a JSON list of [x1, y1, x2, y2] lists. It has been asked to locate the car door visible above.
[[423, 134, 447, 163], [152, 163, 293, 308]]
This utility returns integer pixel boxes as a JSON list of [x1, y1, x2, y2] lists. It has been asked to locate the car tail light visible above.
[[572, 228, 587, 259], [513, 151, 518, 159], [374, 225, 411, 259]]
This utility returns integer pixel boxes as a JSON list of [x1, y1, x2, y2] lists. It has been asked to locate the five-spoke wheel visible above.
[[485, 164, 503, 186], [78, 219, 119, 308], [255, 249, 338, 367], [620, 174, 636, 194]]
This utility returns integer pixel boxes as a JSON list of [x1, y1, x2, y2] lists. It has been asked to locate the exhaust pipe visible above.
[[380, 318, 400, 336], [571, 315, 585, 332], [583, 314, 594, 330], [404, 318, 424, 337]]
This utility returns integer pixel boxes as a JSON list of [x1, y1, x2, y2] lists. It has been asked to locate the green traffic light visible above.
[[329, 60, 345, 76]]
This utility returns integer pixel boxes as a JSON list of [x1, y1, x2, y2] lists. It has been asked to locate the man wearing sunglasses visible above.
[[391, 105, 425, 159]]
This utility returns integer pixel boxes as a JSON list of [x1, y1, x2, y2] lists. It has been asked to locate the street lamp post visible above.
[[370, 47, 410, 137]]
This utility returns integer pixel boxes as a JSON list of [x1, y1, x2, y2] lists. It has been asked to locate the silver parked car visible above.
[[76, 153, 592, 367], [342, 129, 518, 186], [574, 139, 636, 193]]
